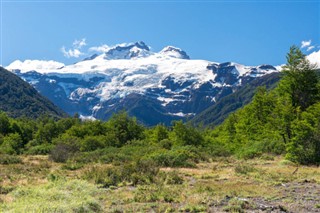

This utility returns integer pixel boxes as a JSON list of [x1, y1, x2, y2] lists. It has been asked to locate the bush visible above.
[[0, 154, 22, 164], [80, 135, 108, 152], [0, 133, 23, 154], [83, 159, 160, 187], [236, 138, 285, 160], [49, 143, 79, 163], [201, 142, 231, 158], [237, 148, 262, 160], [163, 170, 184, 185], [234, 163, 256, 175], [25, 143, 54, 155], [171, 121, 204, 146], [159, 139, 173, 150], [61, 161, 84, 171], [133, 184, 180, 203], [147, 146, 202, 167], [223, 197, 252, 213]]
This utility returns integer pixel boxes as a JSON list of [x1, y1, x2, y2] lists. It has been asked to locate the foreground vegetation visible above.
[[0, 46, 319, 211], [1, 155, 320, 212]]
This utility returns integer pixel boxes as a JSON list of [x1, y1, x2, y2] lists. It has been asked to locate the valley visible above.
[[0, 44, 319, 213]]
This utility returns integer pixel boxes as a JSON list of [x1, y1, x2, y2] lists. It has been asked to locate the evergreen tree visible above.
[[278, 46, 320, 111]]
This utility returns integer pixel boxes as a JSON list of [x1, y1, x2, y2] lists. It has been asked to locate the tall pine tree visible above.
[[278, 46, 320, 111]]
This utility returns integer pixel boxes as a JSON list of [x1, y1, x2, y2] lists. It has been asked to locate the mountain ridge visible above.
[[0, 66, 67, 119], [6, 42, 279, 125]]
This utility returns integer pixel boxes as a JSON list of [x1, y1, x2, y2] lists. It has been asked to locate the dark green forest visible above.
[[1, 46, 320, 167], [0, 67, 66, 119]]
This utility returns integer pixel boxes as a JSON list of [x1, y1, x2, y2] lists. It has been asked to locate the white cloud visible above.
[[89, 43, 135, 53], [73, 38, 87, 49], [6, 59, 65, 73], [301, 40, 312, 48], [89, 44, 110, 53], [307, 49, 320, 68], [307, 46, 315, 51], [61, 46, 83, 58], [61, 38, 87, 58]]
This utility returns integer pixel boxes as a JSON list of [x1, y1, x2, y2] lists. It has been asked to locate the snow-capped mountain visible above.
[[6, 41, 278, 125]]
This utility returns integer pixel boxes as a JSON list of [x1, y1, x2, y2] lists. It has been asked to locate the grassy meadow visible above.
[[1, 154, 319, 212]]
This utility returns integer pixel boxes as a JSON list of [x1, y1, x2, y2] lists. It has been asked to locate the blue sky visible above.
[[1, 0, 319, 66]]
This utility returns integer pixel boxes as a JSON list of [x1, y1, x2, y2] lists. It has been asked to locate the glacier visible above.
[[6, 41, 279, 125]]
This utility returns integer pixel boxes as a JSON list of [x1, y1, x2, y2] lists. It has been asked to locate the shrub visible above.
[[0, 133, 23, 154], [0, 154, 22, 164], [236, 138, 285, 160], [234, 163, 256, 175], [83, 159, 160, 187], [133, 184, 180, 203], [80, 135, 108, 152], [164, 170, 184, 185], [171, 121, 204, 146], [205, 142, 231, 157], [25, 143, 54, 155], [49, 142, 79, 163], [159, 139, 173, 150], [61, 161, 84, 171], [237, 148, 262, 160], [147, 146, 202, 167], [223, 198, 252, 213]]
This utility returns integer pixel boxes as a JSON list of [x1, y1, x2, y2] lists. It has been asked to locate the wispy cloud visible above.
[[89, 44, 110, 53], [301, 40, 311, 48], [73, 38, 87, 49], [307, 46, 315, 51], [61, 38, 86, 58], [61, 46, 83, 58], [89, 43, 134, 53]]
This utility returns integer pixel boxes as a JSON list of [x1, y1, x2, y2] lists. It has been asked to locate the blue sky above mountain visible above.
[[1, 1, 319, 66]]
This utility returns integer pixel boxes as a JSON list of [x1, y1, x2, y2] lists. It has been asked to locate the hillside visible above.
[[191, 72, 280, 127], [0, 67, 67, 119]]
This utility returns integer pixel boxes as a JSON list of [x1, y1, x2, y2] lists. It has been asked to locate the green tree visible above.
[[0, 112, 10, 135], [0, 133, 23, 154], [35, 119, 58, 144], [151, 124, 169, 143], [278, 46, 320, 111], [107, 111, 145, 147], [286, 103, 320, 164], [66, 120, 106, 138], [171, 121, 204, 146], [80, 135, 108, 152]]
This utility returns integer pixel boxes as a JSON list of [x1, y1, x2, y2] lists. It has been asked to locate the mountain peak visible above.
[[103, 41, 151, 60], [133, 41, 150, 51], [160, 46, 190, 59]]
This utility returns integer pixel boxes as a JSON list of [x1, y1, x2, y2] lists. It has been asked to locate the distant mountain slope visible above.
[[0, 67, 67, 118], [6, 41, 279, 125], [191, 72, 280, 127]]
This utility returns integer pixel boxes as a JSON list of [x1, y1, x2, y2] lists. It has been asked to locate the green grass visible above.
[[1, 155, 320, 212], [0, 179, 104, 212]]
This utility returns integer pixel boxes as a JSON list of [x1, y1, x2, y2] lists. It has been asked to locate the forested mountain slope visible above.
[[0, 67, 67, 119], [191, 72, 280, 127]]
